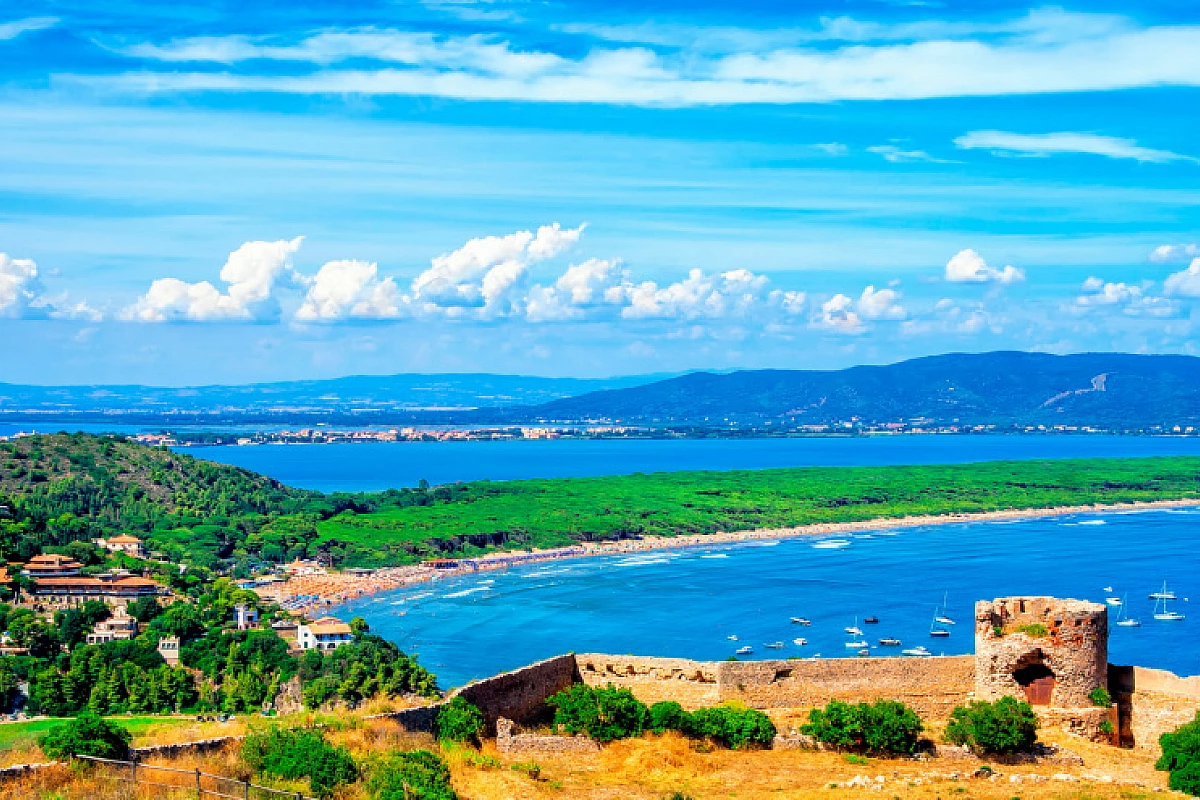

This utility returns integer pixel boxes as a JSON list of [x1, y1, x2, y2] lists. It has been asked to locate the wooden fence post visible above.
[[244, 776, 250, 799], [196, 767, 202, 796]]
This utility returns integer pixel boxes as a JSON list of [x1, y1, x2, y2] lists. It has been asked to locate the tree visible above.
[[435, 697, 485, 745], [1157, 712, 1200, 795], [40, 712, 132, 760], [685, 704, 777, 749], [547, 683, 648, 742], [127, 596, 164, 624], [801, 700, 923, 755], [366, 750, 456, 800], [241, 727, 357, 798], [945, 696, 1039, 754]]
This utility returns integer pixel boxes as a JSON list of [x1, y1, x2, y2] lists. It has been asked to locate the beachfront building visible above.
[[233, 603, 259, 631], [157, 636, 181, 666], [297, 617, 354, 651], [30, 572, 164, 608], [22, 554, 84, 578], [96, 534, 148, 558], [85, 607, 140, 645]]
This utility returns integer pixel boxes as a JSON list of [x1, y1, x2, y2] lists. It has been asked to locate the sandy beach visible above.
[[280, 496, 1200, 616]]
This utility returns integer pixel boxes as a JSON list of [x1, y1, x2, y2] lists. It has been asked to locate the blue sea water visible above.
[[186, 435, 1200, 492], [336, 509, 1200, 688]]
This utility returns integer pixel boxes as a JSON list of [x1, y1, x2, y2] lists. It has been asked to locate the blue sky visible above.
[[2, 0, 1199, 384]]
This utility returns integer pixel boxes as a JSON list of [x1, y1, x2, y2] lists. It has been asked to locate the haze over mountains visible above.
[[3, 352, 1200, 430]]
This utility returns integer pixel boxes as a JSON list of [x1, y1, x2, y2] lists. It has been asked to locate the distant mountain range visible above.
[[503, 352, 1200, 429], [4, 352, 1200, 430], [0, 373, 673, 419]]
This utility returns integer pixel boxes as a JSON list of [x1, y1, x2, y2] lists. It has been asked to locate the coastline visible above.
[[283, 496, 1200, 615]]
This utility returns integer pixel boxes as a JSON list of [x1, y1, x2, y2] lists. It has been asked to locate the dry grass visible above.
[[1, 713, 1182, 800]]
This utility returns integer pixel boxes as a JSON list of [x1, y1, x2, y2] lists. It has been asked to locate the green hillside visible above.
[[316, 456, 1200, 566]]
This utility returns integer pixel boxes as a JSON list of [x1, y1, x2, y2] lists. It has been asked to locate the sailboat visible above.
[[935, 592, 956, 625], [845, 617, 864, 636], [1150, 581, 1177, 600], [1115, 595, 1140, 628], [1154, 591, 1185, 621], [930, 603, 951, 638]]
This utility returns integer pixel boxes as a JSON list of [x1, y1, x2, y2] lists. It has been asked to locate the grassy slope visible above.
[[317, 457, 1200, 553]]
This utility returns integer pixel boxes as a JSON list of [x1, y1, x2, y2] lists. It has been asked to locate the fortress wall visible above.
[[451, 654, 580, 733], [717, 655, 976, 719], [575, 654, 720, 707], [1111, 665, 1200, 752]]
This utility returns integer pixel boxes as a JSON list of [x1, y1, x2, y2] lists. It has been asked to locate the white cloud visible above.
[[411, 223, 583, 315], [944, 249, 1025, 284], [1074, 276, 1180, 318], [867, 145, 950, 163], [815, 293, 863, 334], [83, 12, 1200, 106], [1150, 244, 1200, 263], [295, 260, 403, 321], [0, 251, 101, 320], [524, 258, 628, 322], [1164, 258, 1200, 298], [0, 17, 57, 41], [123, 237, 303, 321], [857, 285, 906, 320], [622, 268, 771, 320], [955, 131, 1199, 164]]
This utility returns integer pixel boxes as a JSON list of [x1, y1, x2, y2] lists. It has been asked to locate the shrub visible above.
[[945, 696, 1039, 754], [368, 750, 457, 800], [435, 697, 485, 745], [1099, 719, 1114, 735], [1016, 623, 1048, 638], [684, 704, 776, 750], [1157, 713, 1200, 795], [241, 727, 357, 797], [547, 683, 647, 742], [1089, 687, 1112, 707], [40, 712, 132, 760], [649, 701, 689, 734], [801, 700, 923, 755]]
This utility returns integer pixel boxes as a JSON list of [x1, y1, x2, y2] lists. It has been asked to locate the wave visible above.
[[1067, 520, 1107, 526], [615, 556, 672, 567], [700, 553, 729, 559], [444, 586, 492, 598], [404, 591, 433, 601]]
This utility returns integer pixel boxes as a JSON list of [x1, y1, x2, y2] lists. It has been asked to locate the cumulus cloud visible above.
[[1164, 259, 1200, 298], [856, 285, 906, 320], [82, 11, 1200, 107], [295, 260, 403, 321], [1074, 276, 1179, 317], [622, 268, 772, 320], [410, 223, 583, 316], [816, 294, 863, 334], [123, 237, 304, 321], [1150, 244, 1200, 263], [955, 131, 1198, 164], [0, 251, 99, 320], [944, 249, 1025, 284], [524, 258, 629, 322]]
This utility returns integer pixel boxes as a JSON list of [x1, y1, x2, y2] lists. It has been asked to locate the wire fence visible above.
[[75, 755, 316, 800]]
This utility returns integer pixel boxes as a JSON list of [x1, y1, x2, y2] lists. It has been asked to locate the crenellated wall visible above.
[[576, 654, 720, 707], [452, 653, 580, 733]]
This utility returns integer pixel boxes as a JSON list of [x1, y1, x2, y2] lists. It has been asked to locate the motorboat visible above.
[[1106, 597, 1122, 606], [1103, 586, 1114, 593], [793, 638, 808, 646], [1150, 581, 1177, 600], [727, 635, 739, 641], [902, 646, 932, 656], [864, 616, 880, 624], [791, 617, 812, 625], [857, 648, 870, 656], [845, 639, 868, 648], [878, 637, 902, 646], [736, 646, 754, 655], [764, 641, 786, 649]]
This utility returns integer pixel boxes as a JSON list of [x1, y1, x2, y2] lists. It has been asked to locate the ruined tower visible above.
[[975, 596, 1108, 708]]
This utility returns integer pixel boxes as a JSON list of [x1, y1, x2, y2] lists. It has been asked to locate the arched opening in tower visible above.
[[1013, 662, 1056, 705]]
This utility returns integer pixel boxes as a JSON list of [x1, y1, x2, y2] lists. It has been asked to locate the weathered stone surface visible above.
[[975, 597, 1107, 709], [495, 717, 600, 754]]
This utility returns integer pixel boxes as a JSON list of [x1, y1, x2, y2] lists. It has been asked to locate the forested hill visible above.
[[508, 351, 1200, 428], [0, 433, 320, 564]]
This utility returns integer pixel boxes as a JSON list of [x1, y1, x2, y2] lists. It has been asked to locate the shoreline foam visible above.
[[285, 497, 1200, 615]]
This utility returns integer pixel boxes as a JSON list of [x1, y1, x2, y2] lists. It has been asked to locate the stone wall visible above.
[[452, 654, 580, 734], [1110, 665, 1200, 752], [495, 717, 600, 755], [576, 653, 975, 719], [975, 597, 1107, 708]]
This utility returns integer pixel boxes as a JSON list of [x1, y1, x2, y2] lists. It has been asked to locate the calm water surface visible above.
[[337, 509, 1200, 687], [188, 435, 1200, 492]]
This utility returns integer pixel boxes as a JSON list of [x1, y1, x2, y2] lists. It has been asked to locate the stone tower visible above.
[[974, 596, 1108, 708]]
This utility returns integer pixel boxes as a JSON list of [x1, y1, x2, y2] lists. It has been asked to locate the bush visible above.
[[649, 701, 689, 734], [945, 696, 1039, 754], [367, 749, 457, 800], [547, 683, 648, 742], [801, 700, 923, 755], [1157, 713, 1200, 795], [1016, 624, 1048, 638], [40, 712, 132, 760], [435, 697, 485, 745], [1089, 687, 1112, 707], [241, 727, 357, 797], [684, 704, 776, 750]]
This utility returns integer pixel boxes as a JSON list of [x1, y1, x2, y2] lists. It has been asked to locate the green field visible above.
[[0, 716, 206, 752], [315, 457, 1200, 565]]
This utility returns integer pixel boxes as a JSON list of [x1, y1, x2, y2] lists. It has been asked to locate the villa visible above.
[[297, 617, 354, 651]]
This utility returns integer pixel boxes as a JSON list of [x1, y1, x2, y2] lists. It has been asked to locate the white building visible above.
[[85, 608, 139, 645], [96, 534, 148, 558], [157, 636, 181, 666], [297, 617, 354, 651], [233, 604, 260, 631]]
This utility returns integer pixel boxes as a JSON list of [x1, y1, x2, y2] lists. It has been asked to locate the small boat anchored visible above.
[[764, 641, 786, 649], [1150, 581, 1177, 601], [903, 645, 932, 656], [845, 617, 864, 636], [790, 617, 812, 626], [878, 637, 902, 646], [727, 635, 739, 641], [793, 638, 808, 646], [864, 616, 880, 624], [1115, 596, 1140, 628], [845, 640, 868, 648], [1106, 597, 1122, 606], [735, 646, 754, 655], [935, 592, 956, 625], [1154, 588, 1185, 621]]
